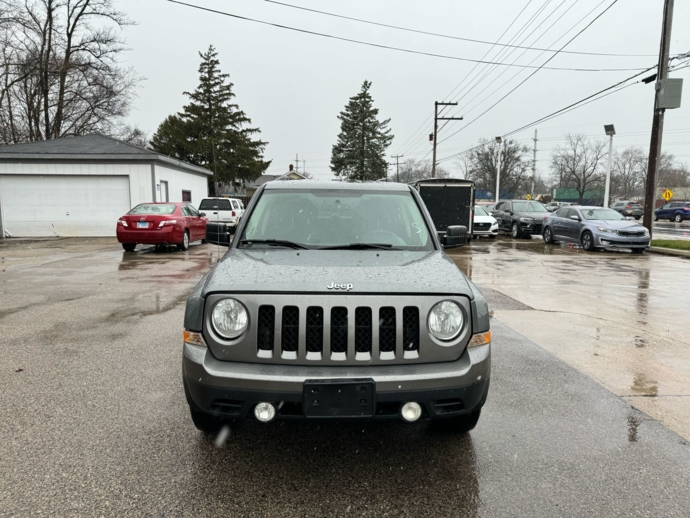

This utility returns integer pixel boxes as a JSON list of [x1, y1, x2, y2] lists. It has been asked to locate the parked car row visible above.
[[116, 197, 245, 252]]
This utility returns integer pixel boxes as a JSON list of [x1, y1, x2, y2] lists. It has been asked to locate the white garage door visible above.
[[0, 175, 131, 237]]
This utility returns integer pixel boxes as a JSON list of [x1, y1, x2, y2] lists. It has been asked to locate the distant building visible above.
[[241, 165, 308, 198], [553, 188, 603, 205], [0, 134, 210, 237]]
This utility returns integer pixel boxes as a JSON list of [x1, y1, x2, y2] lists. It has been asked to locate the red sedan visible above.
[[117, 202, 208, 252]]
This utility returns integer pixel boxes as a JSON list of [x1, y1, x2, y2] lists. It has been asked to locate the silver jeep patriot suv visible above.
[[182, 181, 491, 434]]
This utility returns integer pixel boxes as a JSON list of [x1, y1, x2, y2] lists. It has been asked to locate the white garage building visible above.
[[0, 134, 210, 237]]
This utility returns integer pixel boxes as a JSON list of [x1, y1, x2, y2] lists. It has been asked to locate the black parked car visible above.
[[492, 200, 548, 238]]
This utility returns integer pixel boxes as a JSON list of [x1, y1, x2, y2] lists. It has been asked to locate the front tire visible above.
[[675, 214, 683, 223], [632, 248, 645, 254], [654, 215, 658, 221], [511, 222, 521, 239], [581, 230, 595, 251], [177, 230, 190, 251], [543, 226, 555, 244], [430, 409, 481, 434], [122, 243, 136, 252]]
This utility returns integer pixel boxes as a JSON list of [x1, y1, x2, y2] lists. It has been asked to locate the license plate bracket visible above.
[[303, 379, 375, 418], [137, 222, 149, 228]]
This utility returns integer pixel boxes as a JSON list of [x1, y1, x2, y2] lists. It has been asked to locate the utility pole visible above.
[[531, 129, 538, 198], [391, 154, 405, 182], [302, 160, 306, 176], [643, 0, 675, 234], [432, 102, 464, 178], [495, 136, 503, 203], [295, 154, 299, 173]]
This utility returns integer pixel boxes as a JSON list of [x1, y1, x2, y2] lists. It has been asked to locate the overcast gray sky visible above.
[[119, 0, 690, 179]]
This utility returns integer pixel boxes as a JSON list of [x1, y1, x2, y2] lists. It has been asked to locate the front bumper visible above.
[[473, 225, 499, 236], [519, 222, 543, 235], [596, 234, 650, 248], [183, 342, 491, 421]]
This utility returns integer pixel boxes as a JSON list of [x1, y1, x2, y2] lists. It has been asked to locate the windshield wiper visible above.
[[318, 242, 400, 250], [239, 239, 312, 250]]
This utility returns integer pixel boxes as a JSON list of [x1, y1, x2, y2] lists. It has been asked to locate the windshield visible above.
[[513, 201, 547, 213], [129, 203, 176, 215], [199, 199, 231, 210], [474, 206, 488, 216], [240, 189, 433, 250], [581, 208, 625, 221]]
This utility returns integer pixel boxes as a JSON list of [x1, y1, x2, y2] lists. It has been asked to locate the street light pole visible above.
[[494, 136, 503, 203], [603, 125, 616, 208]]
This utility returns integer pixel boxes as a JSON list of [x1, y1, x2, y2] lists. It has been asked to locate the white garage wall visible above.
[[153, 165, 209, 205], [0, 174, 131, 236], [0, 162, 153, 208]]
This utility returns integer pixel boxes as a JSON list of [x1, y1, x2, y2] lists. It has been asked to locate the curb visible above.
[[648, 246, 690, 259]]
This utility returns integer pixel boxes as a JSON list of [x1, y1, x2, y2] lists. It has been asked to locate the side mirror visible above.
[[443, 225, 468, 249], [205, 221, 232, 247], [569, 214, 580, 221], [199, 212, 206, 217]]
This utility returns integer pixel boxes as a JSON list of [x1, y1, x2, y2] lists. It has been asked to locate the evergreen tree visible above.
[[330, 81, 393, 181], [150, 46, 270, 193]]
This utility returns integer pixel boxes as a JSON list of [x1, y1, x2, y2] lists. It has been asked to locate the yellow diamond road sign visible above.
[[662, 189, 674, 202], [525, 194, 532, 200]]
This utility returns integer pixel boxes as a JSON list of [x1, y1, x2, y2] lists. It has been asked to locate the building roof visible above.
[[245, 171, 309, 188], [0, 134, 211, 176]]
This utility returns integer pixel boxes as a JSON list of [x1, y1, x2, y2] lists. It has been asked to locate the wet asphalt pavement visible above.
[[652, 221, 690, 241], [1, 238, 690, 517]]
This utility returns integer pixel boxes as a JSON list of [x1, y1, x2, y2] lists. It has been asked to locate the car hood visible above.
[[202, 249, 472, 296], [474, 215, 496, 224], [515, 211, 548, 219], [588, 220, 647, 230]]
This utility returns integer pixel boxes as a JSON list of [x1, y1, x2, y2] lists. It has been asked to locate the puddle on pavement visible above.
[[631, 373, 658, 397], [628, 413, 643, 442]]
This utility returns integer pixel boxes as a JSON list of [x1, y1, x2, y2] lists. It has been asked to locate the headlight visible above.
[[428, 301, 464, 341], [643, 228, 650, 236], [211, 298, 248, 339], [520, 217, 534, 224], [597, 227, 616, 233]]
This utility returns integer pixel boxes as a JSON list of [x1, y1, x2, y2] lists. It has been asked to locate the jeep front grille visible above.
[[204, 294, 472, 366]]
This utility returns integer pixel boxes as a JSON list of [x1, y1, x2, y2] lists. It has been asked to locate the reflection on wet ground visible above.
[[450, 236, 690, 440]]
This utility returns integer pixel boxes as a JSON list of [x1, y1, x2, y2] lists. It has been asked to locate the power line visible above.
[[262, 0, 656, 58], [437, 0, 625, 146], [395, 0, 537, 155], [167, 1, 650, 72], [433, 0, 577, 140]]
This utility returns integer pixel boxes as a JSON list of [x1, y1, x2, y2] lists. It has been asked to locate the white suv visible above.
[[198, 198, 245, 228]]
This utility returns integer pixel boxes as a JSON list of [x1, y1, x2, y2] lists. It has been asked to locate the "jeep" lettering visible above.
[[327, 282, 353, 291]]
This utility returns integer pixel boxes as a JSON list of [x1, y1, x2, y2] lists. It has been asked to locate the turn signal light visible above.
[[468, 331, 491, 348], [118, 219, 128, 227], [183, 329, 207, 347]]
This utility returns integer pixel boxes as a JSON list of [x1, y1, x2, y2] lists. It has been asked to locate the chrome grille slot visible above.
[[331, 307, 348, 354], [379, 307, 396, 355], [355, 307, 373, 355], [306, 307, 324, 354], [257, 305, 275, 352], [282, 306, 299, 353], [403, 307, 420, 353]]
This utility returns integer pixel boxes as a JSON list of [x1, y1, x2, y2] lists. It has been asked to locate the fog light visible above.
[[401, 402, 422, 422], [254, 402, 276, 422]]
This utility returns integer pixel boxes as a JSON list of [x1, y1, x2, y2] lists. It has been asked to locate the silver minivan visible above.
[[198, 197, 245, 228]]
